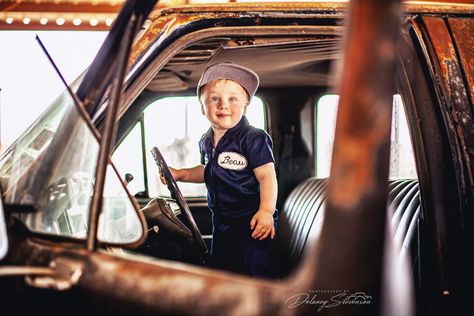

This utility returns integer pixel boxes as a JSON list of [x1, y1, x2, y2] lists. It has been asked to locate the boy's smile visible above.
[[200, 79, 249, 134]]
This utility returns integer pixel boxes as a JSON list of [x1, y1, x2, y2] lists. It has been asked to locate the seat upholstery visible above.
[[274, 178, 421, 277]]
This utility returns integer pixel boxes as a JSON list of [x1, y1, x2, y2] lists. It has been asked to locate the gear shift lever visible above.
[[124, 173, 134, 186]]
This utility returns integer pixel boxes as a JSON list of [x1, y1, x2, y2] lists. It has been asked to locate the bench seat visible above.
[[274, 178, 421, 277]]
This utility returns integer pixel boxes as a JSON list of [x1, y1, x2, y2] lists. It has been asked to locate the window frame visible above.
[[114, 93, 269, 200], [314, 93, 418, 180]]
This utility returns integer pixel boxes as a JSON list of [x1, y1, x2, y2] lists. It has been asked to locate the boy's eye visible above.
[[229, 97, 237, 102], [210, 96, 220, 103]]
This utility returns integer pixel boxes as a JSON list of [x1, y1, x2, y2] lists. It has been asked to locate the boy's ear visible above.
[[198, 95, 206, 115], [243, 102, 249, 115]]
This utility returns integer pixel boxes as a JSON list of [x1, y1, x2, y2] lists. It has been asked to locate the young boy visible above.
[[165, 62, 278, 277]]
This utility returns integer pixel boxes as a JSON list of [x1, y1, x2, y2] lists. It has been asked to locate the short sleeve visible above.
[[200, 148, 205, 165], [245, 130, 275, 169], [199, 139, 206, 165], [198, 132, 208, 165]]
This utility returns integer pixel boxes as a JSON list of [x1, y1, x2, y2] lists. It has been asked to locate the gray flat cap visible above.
[[197, 62, 260, 100]]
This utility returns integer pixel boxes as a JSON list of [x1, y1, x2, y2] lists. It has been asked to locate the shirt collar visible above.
[[224, 116, 249, 137], [204, 116, 249, 146]]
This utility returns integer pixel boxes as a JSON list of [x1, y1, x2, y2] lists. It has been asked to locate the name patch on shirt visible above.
[[218, 152, 248, 170]]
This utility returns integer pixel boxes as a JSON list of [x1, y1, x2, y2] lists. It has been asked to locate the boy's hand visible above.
[[160, 167, 179, 185], [250, 210, 275, 240]]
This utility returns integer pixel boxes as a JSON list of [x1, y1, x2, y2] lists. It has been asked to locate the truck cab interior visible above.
[[112, 21, 419, 278]]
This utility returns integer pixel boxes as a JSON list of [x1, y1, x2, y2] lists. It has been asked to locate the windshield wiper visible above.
[[15, 37, 104, 207], [35, 35, 101, 140]]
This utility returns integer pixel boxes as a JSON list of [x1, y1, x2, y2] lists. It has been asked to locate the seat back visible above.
[[274, 178, 420, 277]]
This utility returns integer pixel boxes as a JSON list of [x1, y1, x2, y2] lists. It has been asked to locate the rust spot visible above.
[[424, 17, 457, 79], [129, 11, 249, 66], [449, 18, 474, 105], [329, 96, 392, 209], [129, 14, 177, 64], [424, 16, 474, 183]]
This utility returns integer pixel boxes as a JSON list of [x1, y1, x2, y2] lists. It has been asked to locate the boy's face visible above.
[[200, 79, 249, 132]]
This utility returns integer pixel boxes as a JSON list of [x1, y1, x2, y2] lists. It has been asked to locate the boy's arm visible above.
[[167, 165, 205, 183], [250, 162, 278, 240]]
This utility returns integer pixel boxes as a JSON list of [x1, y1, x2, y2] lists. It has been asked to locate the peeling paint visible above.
[[424, 16, 474, 184], [449, 18, 474, 105]]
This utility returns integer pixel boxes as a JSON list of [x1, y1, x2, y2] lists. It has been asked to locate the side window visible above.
[[112, 123, 146, 196], [142, 96, 266, 198], [316, 94, 417, 179]]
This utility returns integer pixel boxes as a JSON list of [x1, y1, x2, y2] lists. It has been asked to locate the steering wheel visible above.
[[150, 146, 208, 261]]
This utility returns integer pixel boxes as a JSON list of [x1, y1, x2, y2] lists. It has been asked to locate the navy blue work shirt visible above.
[[199, 116, 275, 222]]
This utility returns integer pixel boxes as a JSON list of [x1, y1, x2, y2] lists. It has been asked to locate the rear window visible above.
[[316, 94, 417, 179], [144, 96, 267, 197], [113, 96, 267, 198]]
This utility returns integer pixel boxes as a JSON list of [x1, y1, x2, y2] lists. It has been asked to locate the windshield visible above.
[[0, 89, 144, 244]]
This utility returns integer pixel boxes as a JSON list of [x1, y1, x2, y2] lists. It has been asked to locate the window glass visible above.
[[390, 95, 417, 179], [316, 94, 417, 179], [112, 123, 146, 196], [144, 96, 266, 198], [0, 90, 144, 244], [316, 95, 339, 179]]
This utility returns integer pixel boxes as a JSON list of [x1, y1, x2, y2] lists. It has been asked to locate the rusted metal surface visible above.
[[449, 18, 474, 105], [1, 0, 473, 30], [423, 17, 474, 185], [294, 0, 402, 314], [131, 1, 474, 80], [150, 2, 348, 20], [328, 1, 399, 207], [5, 236, 287, 315], [78, 251, 286, 316], [408, 16, 474, 309], [147, 1, 473, 20], [130, 14, 191, 65]]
